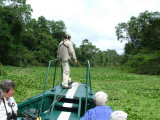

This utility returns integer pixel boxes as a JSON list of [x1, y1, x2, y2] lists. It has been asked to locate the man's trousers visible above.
[[62, 61, 71, 88]]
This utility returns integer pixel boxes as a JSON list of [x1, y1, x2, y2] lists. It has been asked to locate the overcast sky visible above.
[[26, 0, 160, 54]]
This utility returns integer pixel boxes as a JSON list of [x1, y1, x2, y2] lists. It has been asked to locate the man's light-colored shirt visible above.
[[81, 106, 114, 120], [0, 97, 18, 120], [57, 39, 76, 61]]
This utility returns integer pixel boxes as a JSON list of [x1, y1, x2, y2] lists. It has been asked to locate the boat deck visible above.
[[18, 60, 95, 120], [41, 82, 95, 120], [18, 82, 95, 120], [49, 82, 94, 99]]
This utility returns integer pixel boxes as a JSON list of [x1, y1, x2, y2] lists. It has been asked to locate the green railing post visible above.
[[89, 71, 93, 95], [85, 60, 90, 113], [61, 60, 63, 83], [52, 60, 58, 90], [40, 60, 52, 115], [40, 59, 58, 115], [78, 97, 82, 118]]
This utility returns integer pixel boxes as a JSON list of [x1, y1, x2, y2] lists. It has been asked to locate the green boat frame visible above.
[[17, 59, 96, 120]]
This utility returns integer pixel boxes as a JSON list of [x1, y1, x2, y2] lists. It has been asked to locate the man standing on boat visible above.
[[57, 33, 77, 89]]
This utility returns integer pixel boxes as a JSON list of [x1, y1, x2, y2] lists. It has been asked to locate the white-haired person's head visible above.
[[110, 110, 128, 120], [94, 91, 108, 106]]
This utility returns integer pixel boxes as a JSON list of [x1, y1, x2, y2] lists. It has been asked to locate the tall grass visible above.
[[0, 66, 159, 120]]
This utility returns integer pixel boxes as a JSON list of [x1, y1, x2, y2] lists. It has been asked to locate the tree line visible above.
[[0, 0, 121, 67], [0, 0, 160, 75], [115, 10, 160, 75]]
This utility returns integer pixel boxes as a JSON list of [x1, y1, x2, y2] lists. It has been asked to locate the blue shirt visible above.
[[80, 106, 114, 120]]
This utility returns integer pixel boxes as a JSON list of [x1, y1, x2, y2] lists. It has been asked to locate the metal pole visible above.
[[52, 60, 58, 89], [85, 60, 89, 113], [40, 59, 58, 115], [40, 60, 52, 115]]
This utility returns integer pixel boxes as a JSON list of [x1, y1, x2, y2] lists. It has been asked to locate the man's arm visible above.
[[75, 59, 77, 64], [68, 42, 77, 62], [57, 45, 60, 59]]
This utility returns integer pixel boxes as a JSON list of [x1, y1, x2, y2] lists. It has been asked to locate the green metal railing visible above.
[[40, 59, 59, 115], [39, 59, 93, 116], [85, 60, 93, 113]]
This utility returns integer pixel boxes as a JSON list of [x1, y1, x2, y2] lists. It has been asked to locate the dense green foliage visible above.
[[0, 63, 7, 76], [75, 39, 122, 67], [0, 0, 121, 67], [122, 52, 160, 74], [0, 66, 159, 119], [1, 0, 160, 75], [1, 0, 159, 119], [116, 11, 160, 74], [0, 0, 66, 66]]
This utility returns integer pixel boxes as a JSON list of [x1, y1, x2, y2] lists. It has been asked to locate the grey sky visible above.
[[26, 0, 160, 54]]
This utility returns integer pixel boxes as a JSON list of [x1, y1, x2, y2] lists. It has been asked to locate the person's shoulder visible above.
[[105, 106, 112, 109], [65, 39, 72, 43], [86, 107, 95, 113], [105, 106, 114, 112], [89, 106, 100, 112], [59, 40, 64, 44], [66, 40, 73, 46]]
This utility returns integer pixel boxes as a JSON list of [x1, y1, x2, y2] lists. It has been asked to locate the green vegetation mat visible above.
[[0, 66, 159, 120]]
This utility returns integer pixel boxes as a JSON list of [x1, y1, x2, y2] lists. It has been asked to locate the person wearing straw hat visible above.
[[57, 33, 77, 89]]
